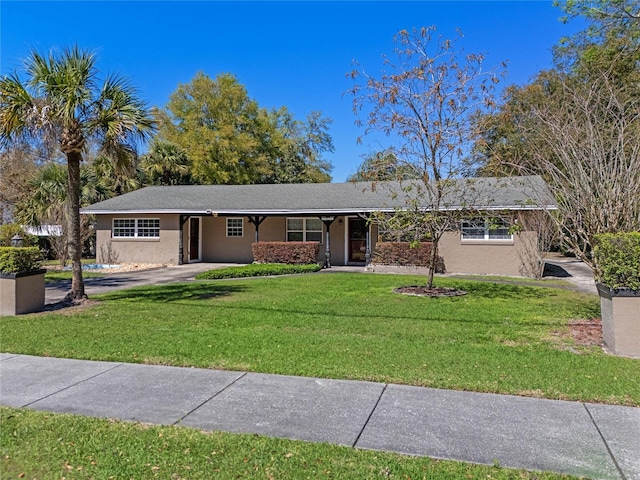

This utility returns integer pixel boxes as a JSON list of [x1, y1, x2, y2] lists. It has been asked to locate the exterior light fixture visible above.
[[10, 234, 24, 247]]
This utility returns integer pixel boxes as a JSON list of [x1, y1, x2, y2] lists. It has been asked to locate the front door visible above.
[[348, 217, 368, 263], [188, 217, 201, 262]]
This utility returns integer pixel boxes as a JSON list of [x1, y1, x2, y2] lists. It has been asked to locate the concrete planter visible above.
[[597, 283, 640, 358], [0, 269, 46, 316]]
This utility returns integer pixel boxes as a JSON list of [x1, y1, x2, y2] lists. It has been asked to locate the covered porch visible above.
[[177, 213, 378, 268]]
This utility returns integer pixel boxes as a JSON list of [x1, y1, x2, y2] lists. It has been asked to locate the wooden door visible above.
[[348, 217, 367, 263], [189, 217, 200, 262]]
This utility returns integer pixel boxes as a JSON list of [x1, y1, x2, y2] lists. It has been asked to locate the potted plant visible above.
[[593, 232, 640, 357], [0, 246, 45, 316]]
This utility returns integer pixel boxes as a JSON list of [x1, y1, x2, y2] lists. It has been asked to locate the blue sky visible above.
[[1, 1, 583, 182]]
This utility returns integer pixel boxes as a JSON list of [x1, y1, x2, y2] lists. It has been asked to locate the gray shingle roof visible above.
[[81, 176, 556, 215]]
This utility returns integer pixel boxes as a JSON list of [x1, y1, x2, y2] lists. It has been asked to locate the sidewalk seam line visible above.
[[582, 403, 626, 480], [173, 371, 248, 426], [352, 383, 388, 448], [21, 362, 125, 408]]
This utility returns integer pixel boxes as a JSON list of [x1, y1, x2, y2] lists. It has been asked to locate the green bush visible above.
[[196, 263, 321, 280], [593, 232, 640, 291], [0, 247, 43, 275], [372, 242, 445, 272], [0, 224, 37, 247], [252, 242, 320, 264]]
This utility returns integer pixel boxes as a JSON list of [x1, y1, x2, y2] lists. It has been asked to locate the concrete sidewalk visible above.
[[1, 354, 638, 479]]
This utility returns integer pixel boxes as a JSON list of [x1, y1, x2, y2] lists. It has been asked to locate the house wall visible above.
[[438, 230, 537, 277], [200, 216, 270, 263], [95, 214, 180, 264], [94, 212, 529, 275], [198, 216, 360, 265]]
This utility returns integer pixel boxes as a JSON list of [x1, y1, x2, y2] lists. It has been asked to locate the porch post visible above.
[[248, 216, 267, 243], [320, 216, 336, 269], [363, 214, 372, 267]]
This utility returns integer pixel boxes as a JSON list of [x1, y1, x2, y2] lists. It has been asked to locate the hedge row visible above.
[[252, 242, 320, 265], [593, 232, 640, 291], [196, 263, 321, 280], [0, 247, 43, 274], [372, 242, 445, 273]]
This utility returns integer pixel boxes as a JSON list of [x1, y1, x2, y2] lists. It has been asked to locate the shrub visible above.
[[372, 242, 445, 272], [593, 232, 640, 291], [0, 224, 37, 247], [0, 247, 43, 275], [252, 242, 320, 265], [196, 263, 321, 280]]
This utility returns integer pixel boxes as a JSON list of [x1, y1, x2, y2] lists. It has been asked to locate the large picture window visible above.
[[226, 218, 244, 237], [461, 217, 512, 241], [112, 218, 159, 238], [286, 218, 323, 242]]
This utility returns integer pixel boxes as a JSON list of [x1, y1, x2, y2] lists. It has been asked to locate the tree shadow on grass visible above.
[[443, 281, 558, 300], [100, 283, 247, 303]]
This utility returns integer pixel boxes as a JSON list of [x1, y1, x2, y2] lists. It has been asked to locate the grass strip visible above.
[[45, 270, 105, 283], [0, 407, 578, 479], [195, 263, 321, 280]]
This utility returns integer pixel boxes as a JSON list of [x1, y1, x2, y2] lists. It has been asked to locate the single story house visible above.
[[81, 175, 556, 276]]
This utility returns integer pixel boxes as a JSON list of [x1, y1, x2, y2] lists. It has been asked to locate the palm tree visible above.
[[18, 162, 111, 265], [0, 46, 154, 300], [140, 140, 191, 185]]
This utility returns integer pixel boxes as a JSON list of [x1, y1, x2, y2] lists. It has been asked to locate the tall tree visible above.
[[0, 46, 155, 300], [349, 27, 505, 288], [347, 150, 418, 182], [17, 162, 110, 265], [257, 109, 333, 184], [140, 140, 192, 186], [472, 1, 640, 264], [158, 72, 266, 184], [0, 144, 39, 222], [157, 72, 332, 185], [91, 150, 142, 196]]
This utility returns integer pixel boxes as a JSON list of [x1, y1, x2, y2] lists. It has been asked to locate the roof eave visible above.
[[81, 204, 556, 216]]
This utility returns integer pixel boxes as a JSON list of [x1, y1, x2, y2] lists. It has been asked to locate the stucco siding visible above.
[[438, 230, 536, 276], [94, 212, 530, 275], [96, 214, 180, 264]]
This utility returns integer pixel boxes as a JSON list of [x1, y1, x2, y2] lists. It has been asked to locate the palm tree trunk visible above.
[[66, 151, 85, 300]]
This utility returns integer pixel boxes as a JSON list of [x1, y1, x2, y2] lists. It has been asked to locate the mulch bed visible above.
[[568, 317, 603, 346], [393, 286, 467, 297]]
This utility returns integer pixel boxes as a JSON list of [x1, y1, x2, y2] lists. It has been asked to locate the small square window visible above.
[[227, 218, 244, 237]]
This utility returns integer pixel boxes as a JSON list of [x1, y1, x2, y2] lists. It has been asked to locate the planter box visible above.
[[0, 269, 46, 316], [597, 284, 640, 358]]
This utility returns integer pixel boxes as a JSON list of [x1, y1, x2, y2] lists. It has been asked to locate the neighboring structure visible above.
[[82, 176, 556, 276]]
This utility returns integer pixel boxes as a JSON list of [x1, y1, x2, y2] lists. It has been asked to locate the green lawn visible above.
[[45, 269, 105, 283], [43, 258, 105, 283], [2, 273, 638, 405], [0, 407, 579, 480]]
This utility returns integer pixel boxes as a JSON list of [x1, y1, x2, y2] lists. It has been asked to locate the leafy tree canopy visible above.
[[156, 72, 333, 185], [347, 150, 419, 182]]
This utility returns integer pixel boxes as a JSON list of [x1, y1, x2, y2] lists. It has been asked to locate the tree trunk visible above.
[[427, 239, 438, 289], [65, 151, 85, 300]]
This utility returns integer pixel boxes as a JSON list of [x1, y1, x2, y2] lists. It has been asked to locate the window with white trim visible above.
[[286, 218, 323, 242], [461, 217, 512, 241], [112, 218, 159, 238], [226, 218, 244, 237]]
